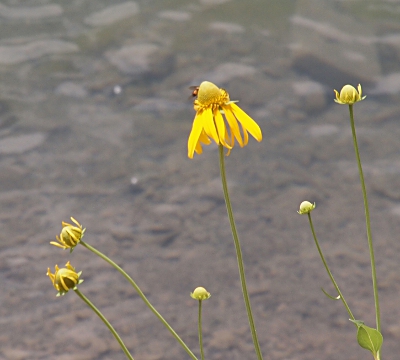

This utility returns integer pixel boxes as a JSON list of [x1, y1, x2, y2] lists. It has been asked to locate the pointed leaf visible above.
[[350, 320, 383, 356]]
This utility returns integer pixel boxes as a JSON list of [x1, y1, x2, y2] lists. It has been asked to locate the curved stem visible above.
[[74, 289, 134, 360], [307, 213, 355, 320], [79, 240, 198, 360], [218, 145, 263, 360], [198, 300, 205, 360], [348, 104, 380, 333]]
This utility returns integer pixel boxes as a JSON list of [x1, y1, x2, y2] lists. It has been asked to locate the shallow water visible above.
[[1, 0, 400, 359]]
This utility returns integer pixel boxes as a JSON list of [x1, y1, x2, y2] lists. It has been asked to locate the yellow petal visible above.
[[214, 108, 231, 149], [202, 108, 220, 144], [188, 113, 204, 158], [242, 126, 249, 145], [223, 106, 244, 146], [194, 141, 203, 155], [194, 131, 212, 155], [229, 103, 262, 141]]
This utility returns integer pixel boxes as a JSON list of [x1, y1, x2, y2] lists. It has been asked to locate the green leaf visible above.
[[350, 320, 383, 357]]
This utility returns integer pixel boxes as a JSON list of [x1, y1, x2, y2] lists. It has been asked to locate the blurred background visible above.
[[1, 0, 400, 359]]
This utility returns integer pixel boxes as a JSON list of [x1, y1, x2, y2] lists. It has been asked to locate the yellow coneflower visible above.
[[188, 81, 262, 158]]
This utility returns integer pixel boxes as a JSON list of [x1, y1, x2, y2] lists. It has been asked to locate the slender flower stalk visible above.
[[186, 81, 263, 358], [218, 144, 263, 360], [191, 287, 211, 360], [197, 300, 205, 360], [79, 240, 198, 360], [47, 262, 134, 359], [306, 211, 355, 320], [333, 84, 380, 334], [74, 289, 134, 360], [347, 104, 380, 334]]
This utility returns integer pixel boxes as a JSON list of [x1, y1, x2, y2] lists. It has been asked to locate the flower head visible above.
[[190, 286, 211, 301], [334, 84, 366, 105], [297, 201, 316, 215], [50, 217, 85, 251], [47, 261, 83, 296], [188, 81, 262, 158]]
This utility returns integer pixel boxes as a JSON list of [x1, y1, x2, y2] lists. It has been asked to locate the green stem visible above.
[[348, 104, 380, 333], [74, 288, 134, 360], [218, 145, 263, 360], [198, 300, 205, 360], [307, 213, 355, 320], [79, 240, 198, 360]]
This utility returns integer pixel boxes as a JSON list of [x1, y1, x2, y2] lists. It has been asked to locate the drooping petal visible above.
[[194, 141, 203, 155], [223, 106, 244, 147], [194, 131, 212, 155], [199, 130, 211, 145], [214, 108, 231, 149], [229, 103, 262, 142], [199, 108, 217, 144], [242, 125, 249, 145], [188, 113, 204, 158]]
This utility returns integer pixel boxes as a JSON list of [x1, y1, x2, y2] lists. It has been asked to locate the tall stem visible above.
[[348, 105, 380, 333], [79, 240, 198, 360], [74, 289, 134, 360], [198, 300, 205, 360], [307, 213, 355, 320], [218, 145, 263, 360]]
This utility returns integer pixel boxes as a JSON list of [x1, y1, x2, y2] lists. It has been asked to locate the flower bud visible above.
[[50, 217, 85, 250], [190, 287, 211, 301], [334, 84, 366, 105], [297, 201, 316, 215], [47, 261, 82, 295]]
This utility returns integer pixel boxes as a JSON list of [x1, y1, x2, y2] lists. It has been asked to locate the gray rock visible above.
[[0, 133, 46, 154], [55, 82, 88, 98], [370, 72, 400, 95], [0, 40, 78, 65], [290, 0, 380, 88], [84, 2, 139, 26], [0, 3, 63, 19], [209, 22, 245, 34], [292, 80, 327, 113], [158, 10, 192, 22], [105, 43, 175, 79], [194, 62, 257, 85]]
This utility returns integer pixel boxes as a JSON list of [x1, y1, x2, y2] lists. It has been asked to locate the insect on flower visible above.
[[189, 85, 200, 100]]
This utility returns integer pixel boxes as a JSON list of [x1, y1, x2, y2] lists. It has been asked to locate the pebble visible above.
[[84, 2, 139, 26], [105, 43, 175, 78], [0, 133, 46, 154], [199, 0, 232, 5], [209, 21, 245, 34], [289, 0, 380, 87], [307, 124, 339, 137], [0, 40, 78, 65], [370, 72, 400, 95], [55, 82, 88, 98], [158, 10, 192, 22], [0, 3, 63, 19], [195, 62, 257, 85], [292, 80, 327, 113], [133, 98, 187, 113]]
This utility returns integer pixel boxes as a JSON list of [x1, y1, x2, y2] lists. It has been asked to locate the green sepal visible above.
[[349, 319, 383, 357]]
